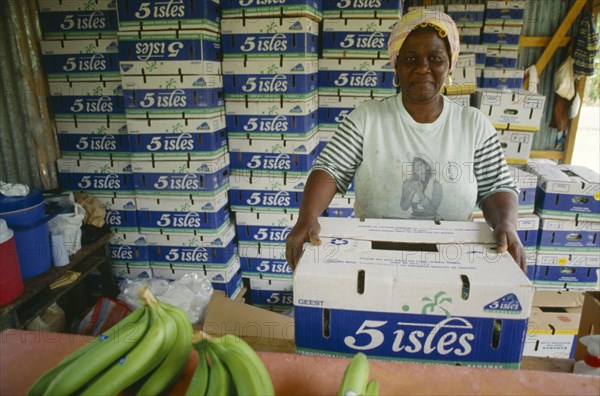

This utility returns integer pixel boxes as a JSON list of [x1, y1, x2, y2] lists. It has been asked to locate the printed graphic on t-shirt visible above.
[[400, 153, 443, 219]]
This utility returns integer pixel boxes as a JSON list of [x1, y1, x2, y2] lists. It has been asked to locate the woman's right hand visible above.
[[285, 217, 322, 272]]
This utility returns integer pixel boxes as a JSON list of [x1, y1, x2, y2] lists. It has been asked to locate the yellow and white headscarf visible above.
[[387, 9, 461, 72]]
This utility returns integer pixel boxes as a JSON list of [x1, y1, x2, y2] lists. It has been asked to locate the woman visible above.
[[285, 9, 526, 271]]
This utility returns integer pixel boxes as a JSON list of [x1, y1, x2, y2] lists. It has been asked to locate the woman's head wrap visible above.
[[387, 9, 460, 72]]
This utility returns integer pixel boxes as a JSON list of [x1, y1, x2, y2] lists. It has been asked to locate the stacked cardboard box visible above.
[[219, 2, 322, 311]]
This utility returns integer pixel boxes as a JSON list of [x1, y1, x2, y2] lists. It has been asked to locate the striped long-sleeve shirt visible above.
[[313, 94, 517, 221]]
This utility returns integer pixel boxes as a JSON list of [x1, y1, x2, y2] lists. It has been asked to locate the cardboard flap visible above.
[[532, 290, 585, 308], [559, 165, 600, 185]]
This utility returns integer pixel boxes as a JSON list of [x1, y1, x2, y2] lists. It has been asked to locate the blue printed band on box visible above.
[[118, 30, 222, 75], [132, 154, 230, 196], [41, 39, 120, 81], [122, 75, 224, 118], [116, 0, 220, 32], [237, 241, 291, 278], [534, 253, 600, 289], [38, 0, 118, 39], [458, 27, 481, 45], [475, 88, 544, 131], [482, 26, 522, 49], [527, 163, 600, 221], [223, 59, 318, 101], [57, 158, 134, 195], [127, 116, 227, 160], [293, 218, 534, 368], [108, 232, 149, 266], [447, 4, 485, 27], [250, 277, 294, 309], [221, 17, 319, 59], [49, 81, 125, 121], [319, 59, 395, 97], [485, 1, 526, 26], [229, 173, 307, 212], [235, 212, 297, 243], [95, 195, 139, 233], [485, 48, 519, 69], [145, 224, 237, 266], [481, 68, 525, 90], [319, 95, 370, 129], [56, 120, 129, 158], [221, 0, 322, 20], [135, 192, 230, 234], [460, 44, 487, 67], [229, 132, 320, 177], [537, 219, 600, 253], [322, 19, 396, 59], [322, 0, 402, 19], [226, 97, 318, 139]]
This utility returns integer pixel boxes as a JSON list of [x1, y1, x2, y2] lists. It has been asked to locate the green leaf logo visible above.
[[421, 291, 452, 318]]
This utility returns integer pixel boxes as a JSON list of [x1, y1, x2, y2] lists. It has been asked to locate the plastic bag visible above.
[[46, 192, 85, 255], [77, 297, 132, 336], [117, 273, 213, 324], [25, 303, 66, 332], [554, 56, 576, 100]]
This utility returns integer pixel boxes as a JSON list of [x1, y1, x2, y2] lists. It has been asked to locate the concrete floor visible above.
[[571, 105, 600, 173]]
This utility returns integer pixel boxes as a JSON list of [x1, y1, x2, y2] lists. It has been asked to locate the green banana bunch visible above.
[[337, 352, 378, 396], [185, 331, 275, 396]]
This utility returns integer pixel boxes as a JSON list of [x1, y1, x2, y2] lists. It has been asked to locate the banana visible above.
[[81, 290, 177, 396], [337, 352, 370, 396], [137, 302, 193, 395], [215, 334, 274, 395], [205, 344, 234, 396], [41, 306, 150, 396], [365, 379, 380, 396], [185, 343, 210, 396], [209, 340, 265, 396]]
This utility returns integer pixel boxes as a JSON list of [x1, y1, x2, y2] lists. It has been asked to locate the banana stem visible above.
[[192, 330, 214, 344], [139, 286, 158, 308]]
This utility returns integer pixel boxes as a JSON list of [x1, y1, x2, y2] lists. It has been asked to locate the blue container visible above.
[[0, 190, 53, 279]]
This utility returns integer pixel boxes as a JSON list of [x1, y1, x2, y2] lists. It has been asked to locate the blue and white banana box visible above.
[[458, 27, 482, 45], [294, 217, 534, 368], [447, 4, 485, 27], [229, 173, 307, 212], [485, 47, 519, 69], [56, 120, 129, 159], [222, 59, 318, 101], [475, 88, 544, 131], [473, 214, 539, 252], [485, 1, 526, 26], [318, 95, 370, 130], [57, 158, 134, 196], [534, 253, 600, 290], [221, 0, 322, 20], [109, 232, 151, 279], [445, 54, 477, 96], [116, 0, 220, 33], [41, 39, 120, 81], [237, 239, 291, 278], [526, 163, 600, 221], [537, 219, 600, 254], [37, 0, 118, 39], [318, 59, 395, 97], [460, 44, 487, 68], [323, 0, 403, 19], [326, 195, 356, 218], [135, 191, 231, 235], [131, 154, 230, 197], [118, 30, 221, 76], [221, 17, 319, 59], [225, 96, 318, 139], [480, 69, 525, 91], [322, 18, 396, 59], [94, 195, 139, 233], [482, 26, 522, 49], [407, 5, 444, 13], [122, 75, 224, 118], [250, 277, 294, 310], [496, 129, 534, 165], [229, 132, 320, 177], [126, 115, 227, 160], [49, 81, 124, 122], [511, 165, 538, 214]]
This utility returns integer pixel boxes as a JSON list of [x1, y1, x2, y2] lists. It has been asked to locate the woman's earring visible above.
[[393, 74, 400, 88], [446, 75, 453, 86]]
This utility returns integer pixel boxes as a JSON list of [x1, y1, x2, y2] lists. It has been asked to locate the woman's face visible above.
[[395, 27, 450, 103]]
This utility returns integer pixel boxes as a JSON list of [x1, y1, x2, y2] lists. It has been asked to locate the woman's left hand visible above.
[[493, 222, 527, 273]]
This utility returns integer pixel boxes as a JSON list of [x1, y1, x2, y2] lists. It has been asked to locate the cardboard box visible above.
[[226, 97, 318, 140], [322, 0, 402, 19], [94, 195, 139, 233], [294, 217, 534, 368], [108, 232, 149, 267], [445, 94, 472, 107], [235, 212, 297, 243], [318, 58, 395, 97], [112, 263, 152, 280], [202, 293, 295, 352], [41, 39, 120, 80], [447, 4, 485, 27], [485, 48, 519, 68], [407, 5, 444, 13], [485, 1, 527, 26], [511, 165, 538, 214], [49, 81, 125, 122], [221, 17, 319, 59], [523, 291, 583, 359], [121, 75, 224, 118], [229, 173, 307, 212], [237, 240, 292, 278], [497, 129, 534, 164], [476, 88, 545, 131], [458, 27, 482, 45], [116, 0, 220, 32], [118, 30, 221, 75], [250, 277, 294, 310], [574, 291, 600, 360], [537, 218, 600, 253], [445, 61, 477, 95], [322, 18, 395, 59], [127, 116, 227, 160], [151, 254, 241, 283], [57, 158, 134, 196], [319, 95, 371, 129], [152, 262, 243, 298], [534, 252, 600, 290], [482, 26, 522, 48], [221, 0, 322, 20], [480, 69, 525, 90], [56, 120, 129, 159], [527, 163, 600, 221], [38, 0, 118, 39], [460, 44, 488, 67]]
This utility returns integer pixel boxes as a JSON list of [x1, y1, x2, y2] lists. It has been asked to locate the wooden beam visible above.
[[563, 77, 589, 164], [530, 150, 565, 160], [519, 36, 572, 47], [524, 0, 587, 89]]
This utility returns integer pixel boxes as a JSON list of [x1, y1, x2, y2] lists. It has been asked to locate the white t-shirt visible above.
[[313, 93, 517, 221]]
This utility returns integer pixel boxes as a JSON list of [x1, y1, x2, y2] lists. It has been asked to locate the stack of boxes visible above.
[[219, 1, 321, 311]]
